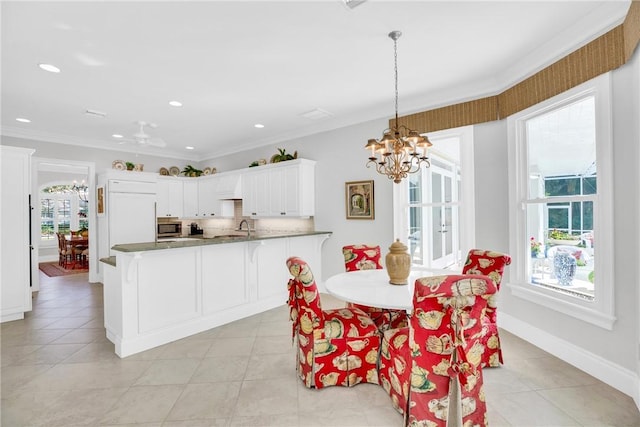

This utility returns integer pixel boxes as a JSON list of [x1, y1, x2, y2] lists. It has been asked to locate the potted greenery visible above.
[[182, 165, 203, 177], [547, 229, 581, 246], [125, 161, 135, 171], [530, 237, 542, 257], [269, 148, 297, 163]]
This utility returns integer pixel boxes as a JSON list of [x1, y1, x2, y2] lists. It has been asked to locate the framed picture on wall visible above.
[[345, 180, 374, 220], [97, 186, 105, 216]]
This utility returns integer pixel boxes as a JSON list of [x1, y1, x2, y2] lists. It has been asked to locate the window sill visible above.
[[506, 281, 616, 330]]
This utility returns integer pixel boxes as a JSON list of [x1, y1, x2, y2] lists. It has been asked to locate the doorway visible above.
[[394, 125, 475, 270], [32, 158, 97, 291]]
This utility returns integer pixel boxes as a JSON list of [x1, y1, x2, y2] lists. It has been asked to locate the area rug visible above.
[[39, 262, 87, 277]]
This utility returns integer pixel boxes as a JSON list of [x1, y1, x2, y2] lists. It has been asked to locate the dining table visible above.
[[65, 235, 89, 268], [65, 235, 88, 248], [324, 268, 456, 311]]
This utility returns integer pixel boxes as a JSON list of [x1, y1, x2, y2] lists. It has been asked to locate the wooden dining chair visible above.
[[461, 249, 511, 367], [378, 274, 497, 426], [68, 231, 88, 267], [56, 232, 74, 268], [342, 244, 408, 332], [286, 256, 380, 388]]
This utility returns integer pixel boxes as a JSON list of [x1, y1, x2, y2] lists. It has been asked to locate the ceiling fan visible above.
[[117, 121, 166, 148]]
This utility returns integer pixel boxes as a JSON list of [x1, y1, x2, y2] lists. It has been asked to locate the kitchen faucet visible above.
[[238, 219, 251, 237]]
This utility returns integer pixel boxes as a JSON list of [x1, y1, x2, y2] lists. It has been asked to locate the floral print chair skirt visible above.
[[461, 249, 511, 367], [342, 244, 408, 332], [378, 274, 497, 427], [286, 256, 381, 388]]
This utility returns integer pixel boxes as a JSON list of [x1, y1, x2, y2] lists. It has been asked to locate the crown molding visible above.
[[496, 2, 628, 91], [1, 126, 199, 162]]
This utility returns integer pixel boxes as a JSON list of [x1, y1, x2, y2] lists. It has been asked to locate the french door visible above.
[[395, 125, 474, 271], [429, 161, 459, 268]]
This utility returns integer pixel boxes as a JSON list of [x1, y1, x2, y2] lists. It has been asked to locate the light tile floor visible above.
[[2, 271, 639, 426]]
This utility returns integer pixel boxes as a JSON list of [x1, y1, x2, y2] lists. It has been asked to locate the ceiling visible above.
[[0, 1, 631, 161]]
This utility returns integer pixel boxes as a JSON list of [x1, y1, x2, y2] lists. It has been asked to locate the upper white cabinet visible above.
[[183, 179, 199, 218], [215, 171, 242, 199], [242, 159, 315, 217], [242, 168, 270, 217], [196, 175, 234, 218], [157, 177, 184, 217], [1, 146, 34, 322], [183, 176, 239, 218]]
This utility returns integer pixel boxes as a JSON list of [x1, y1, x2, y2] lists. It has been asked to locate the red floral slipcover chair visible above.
[[378, 275, 497, 426], [286, 256, 380, 388], [462, 249, 511, 367], [342, 244, 408, 331]]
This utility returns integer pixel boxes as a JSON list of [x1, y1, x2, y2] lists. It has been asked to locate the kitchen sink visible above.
[[206, 234, 248, 240]]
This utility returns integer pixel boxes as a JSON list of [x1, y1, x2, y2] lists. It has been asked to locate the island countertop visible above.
[[110, 231, 332, 253]]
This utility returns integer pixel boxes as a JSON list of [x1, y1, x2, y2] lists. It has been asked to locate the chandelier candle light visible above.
[[366, 31, 432, 184], [72, 180, 88, 202]]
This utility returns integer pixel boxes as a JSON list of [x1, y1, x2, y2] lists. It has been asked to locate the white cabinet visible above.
[[1, 146, 34, 322], [215, 171, 242, 199], [183, 180, 199, 218], [242, 168, 270, 217], [242, 159, 315, 217], [157, 177, 183, 217], [197, 176, 217, 217], [196, 176, 234, 218], [254, 238, 289, 300], [104, 233, 330, 357], [202, 243, 248, 314]]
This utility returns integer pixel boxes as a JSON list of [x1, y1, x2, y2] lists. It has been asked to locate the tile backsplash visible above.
[[184, 200, 314, 237]]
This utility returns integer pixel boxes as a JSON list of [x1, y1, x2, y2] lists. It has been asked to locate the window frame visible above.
[[39, 183, 88, 245], [507, 73, 615, 330]]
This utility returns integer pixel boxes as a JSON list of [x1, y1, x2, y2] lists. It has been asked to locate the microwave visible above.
[[157, 221, 182, 238]]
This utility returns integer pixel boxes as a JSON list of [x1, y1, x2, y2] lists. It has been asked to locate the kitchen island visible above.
[[100, 231, 331, 357]]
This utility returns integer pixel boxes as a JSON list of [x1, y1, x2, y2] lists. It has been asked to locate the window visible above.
[[40, 184, 89, 241], [507, 74, 615, 329], [394, 126, 475, 270]]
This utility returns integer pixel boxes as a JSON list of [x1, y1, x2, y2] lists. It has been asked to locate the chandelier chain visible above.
[[393, 36, 398, 126], [364, 30, 432, 184]]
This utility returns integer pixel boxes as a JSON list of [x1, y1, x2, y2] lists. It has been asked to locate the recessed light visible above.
[[169, 101, 182, 107], [185, 146, 195, 150], [254, 124, 265, 128], [112, 134, 123, 138], [38, 63, 61, 73], [16, 117, 31, 123]]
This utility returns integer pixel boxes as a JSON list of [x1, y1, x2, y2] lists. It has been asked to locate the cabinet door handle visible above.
[[281, 212, 286, 215]]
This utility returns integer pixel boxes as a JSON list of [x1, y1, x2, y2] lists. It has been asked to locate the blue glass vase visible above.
[[554, 252, 576, 286]]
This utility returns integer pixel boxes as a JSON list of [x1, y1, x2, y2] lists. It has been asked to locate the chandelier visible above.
[[72, 180, 88, 202], [366, 31, 432, 184]]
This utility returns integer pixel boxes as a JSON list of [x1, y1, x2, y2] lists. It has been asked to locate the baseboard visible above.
[[39, 255, 58, 263], [500, 311, 639, 410]]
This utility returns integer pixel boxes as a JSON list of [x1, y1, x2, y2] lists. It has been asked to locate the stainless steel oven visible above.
[[157, 221, 182, 238]]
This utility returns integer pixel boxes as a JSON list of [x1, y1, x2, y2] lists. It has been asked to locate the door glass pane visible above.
[[444, 176, 452, 203], [409, 174, 421, 203], [431, 173, 442, 203], [409, 206, 422, 263], [444, 206, 453, 255], [432, 206, 442, 259]]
